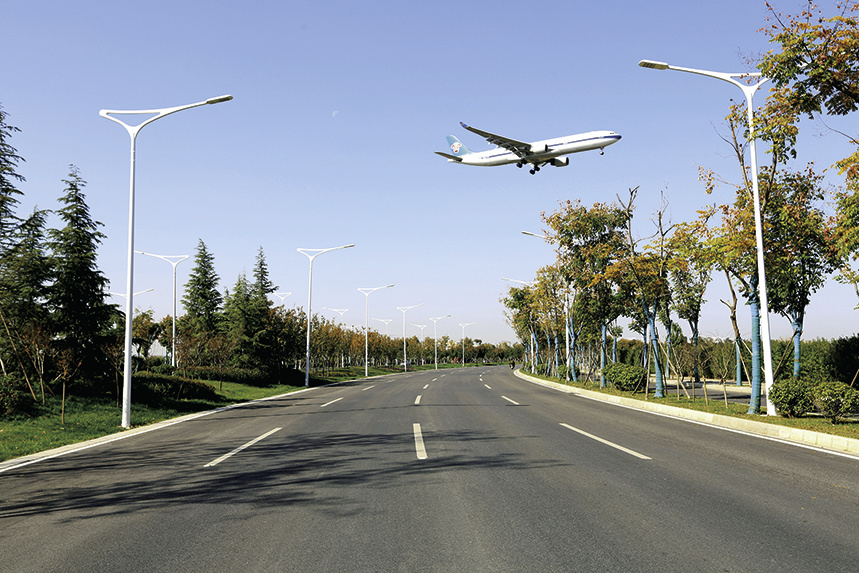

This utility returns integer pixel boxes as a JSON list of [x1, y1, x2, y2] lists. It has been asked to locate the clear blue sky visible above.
[[3, 1, 855, 344]]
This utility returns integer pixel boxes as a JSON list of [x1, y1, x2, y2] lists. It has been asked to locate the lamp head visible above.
[[206, 95, 233, 104], [638, 60, 669, 70]]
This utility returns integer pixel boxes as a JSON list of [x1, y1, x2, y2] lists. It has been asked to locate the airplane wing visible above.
[[460, 122, 533, 159]]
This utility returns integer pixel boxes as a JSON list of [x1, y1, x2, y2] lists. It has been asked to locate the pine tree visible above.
[[251, 246, 277, 302], [0, 104, 24, 256], [182, 239, 222, 334], [47, 166, 114, 384], [0, 104, 25, 377]]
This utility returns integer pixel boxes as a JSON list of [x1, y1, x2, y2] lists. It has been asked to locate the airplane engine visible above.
[[530, 143, 548, 154], [550, 157, 569, 167]]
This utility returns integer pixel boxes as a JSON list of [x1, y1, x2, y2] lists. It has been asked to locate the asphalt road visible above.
[[1, 366, 857, 572]]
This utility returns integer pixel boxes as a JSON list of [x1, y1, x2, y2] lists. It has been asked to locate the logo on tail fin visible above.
[[451, 141, 462, 154]]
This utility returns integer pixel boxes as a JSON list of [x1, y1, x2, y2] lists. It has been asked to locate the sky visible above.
[[2, 0, 856, 345]]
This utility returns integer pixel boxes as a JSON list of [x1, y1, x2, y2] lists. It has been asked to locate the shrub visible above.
[[813, 380, 859, 424], [830, 335, 859, 385], [180, 366, 269, 386], [0, 374, 33, 419], [132, 372, 218, 406], [604, 362, 647, 392], [149, 363, 175, 376], [769, 377, 815, 418]]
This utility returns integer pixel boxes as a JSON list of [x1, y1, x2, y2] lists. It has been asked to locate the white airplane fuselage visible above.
[[452, 130, 621, 167]]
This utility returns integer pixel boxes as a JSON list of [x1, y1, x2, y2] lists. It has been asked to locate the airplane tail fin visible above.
[[445, 135, 474, 156]]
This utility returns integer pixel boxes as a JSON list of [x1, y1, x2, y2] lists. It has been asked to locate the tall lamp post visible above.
[[503, 278, 537, 369], [638, 59, 774, 416], [412, 324, 428, 367], [459, 322, 475, 366], [136, 251, 189, 367], [372, 318, 393, 335], [429, 315, 450, 370], [397, 304, 423, 371], [523, 230, 571, 381], [358, 284, 394, 377], [100, 94, 232, 428], [298, 244, 355, 387]]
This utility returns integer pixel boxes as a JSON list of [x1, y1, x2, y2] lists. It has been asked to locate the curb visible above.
[[515, 369, 859, 456]]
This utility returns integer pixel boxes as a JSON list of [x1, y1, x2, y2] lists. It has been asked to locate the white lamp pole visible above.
[[459, 322, 475, 366], [638, 59, 774, 416], [100, 94, 232, 428], [412, 324, 428, 366], [107, 288, 154, 362], [429, 315, 450, 370], [298, 244, 355, 387], [358, 284, 394, 377], [523, 230, 571, 381], [372, 318, 392, 335], [136, 251, 189, 367], [397, 304, 423, 371], [503, 278, 537, 368], [323, 307, 348, 368]]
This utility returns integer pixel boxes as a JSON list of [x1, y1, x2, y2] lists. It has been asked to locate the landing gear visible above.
[[600, 148, 605, 155], [516, 163, 523, 168], [529, 165, 541, 175]]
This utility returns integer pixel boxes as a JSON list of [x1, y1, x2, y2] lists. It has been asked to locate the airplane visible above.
[[435, 122, 621, 174]]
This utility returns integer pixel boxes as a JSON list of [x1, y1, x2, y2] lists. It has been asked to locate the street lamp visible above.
[[397, 304, 423, 371], [358, 284, 394, 377], [273, 292, 292, 304], [323, 307, 348, 321], [523, 230, 571, 382], [372, 318, 392, 335], [298, 244, 355, 387], [503, 278, 537, 369], [323, 307, 348, 368], [107, 288, 154, 299], [429, 315, 450, 370], [638, 59, 775, 415], [459, 322, 475, 366], [136, 251, 189, 367], [100, 94, 232, 428], [412, 324, 428, 367], [107, 288, 154, 363]]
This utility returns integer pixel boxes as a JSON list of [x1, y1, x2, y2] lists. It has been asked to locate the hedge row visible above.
[[131, 372, 219, 406], [770, 377, 859, 424]]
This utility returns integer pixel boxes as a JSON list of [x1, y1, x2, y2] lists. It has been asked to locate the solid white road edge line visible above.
[[560, 423, 651, 460], [501, 396, 520, 405], [320, 397, 344, 408], [204, 427, 282, 468], [413, 423, 428, 460]]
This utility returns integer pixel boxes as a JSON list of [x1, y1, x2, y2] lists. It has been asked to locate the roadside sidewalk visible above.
[[515, 369, 859, 456]]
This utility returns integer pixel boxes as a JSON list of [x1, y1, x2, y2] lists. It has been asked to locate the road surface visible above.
[[1, 366, 857, 572]]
